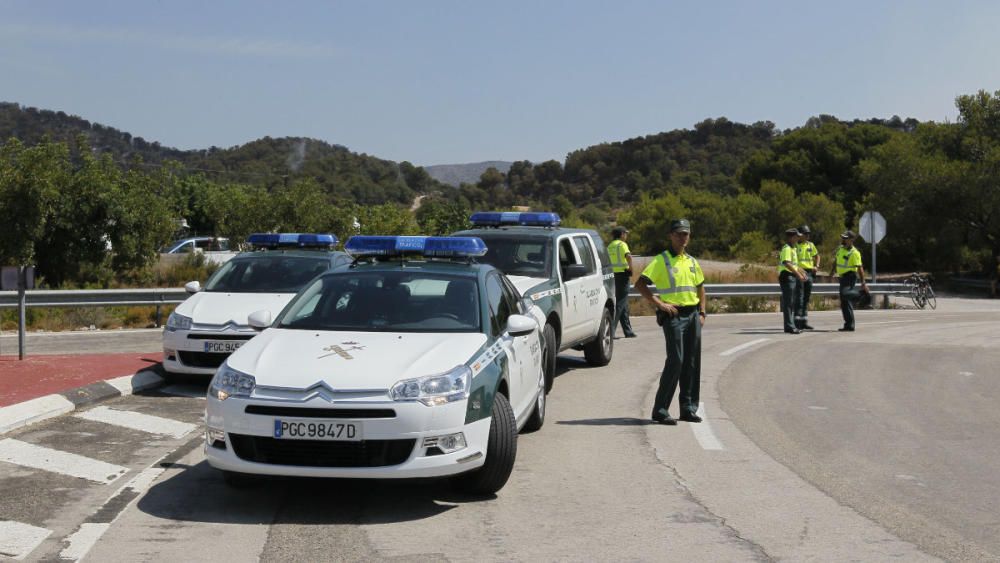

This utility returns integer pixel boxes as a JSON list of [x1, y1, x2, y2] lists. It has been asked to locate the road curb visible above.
[[0, 368, 166, 435]]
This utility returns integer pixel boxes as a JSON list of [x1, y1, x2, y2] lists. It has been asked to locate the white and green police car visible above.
[[205, 236, 546, 495], [163, 233, 351, 377], [454, 212, 615, 393]]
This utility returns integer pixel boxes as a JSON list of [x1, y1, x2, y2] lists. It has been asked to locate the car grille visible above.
[[229, 435, 415, 467], [244, 406, 396, 419], [177, 351, 229, 368]]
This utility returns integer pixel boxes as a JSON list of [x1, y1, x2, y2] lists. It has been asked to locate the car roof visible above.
[[454, 226, 601, 239]]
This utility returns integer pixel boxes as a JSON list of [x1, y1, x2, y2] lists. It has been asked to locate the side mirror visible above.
[[248, 310, 273, 331], [506, 314, 536, 337], [562, 264, 588, 281], [184, 281, 201, 294]]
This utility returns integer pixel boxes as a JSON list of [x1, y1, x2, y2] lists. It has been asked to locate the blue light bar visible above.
[[469, 211, 561, 227], [345, 236, 487, 257], [247, 233, 338, 249]]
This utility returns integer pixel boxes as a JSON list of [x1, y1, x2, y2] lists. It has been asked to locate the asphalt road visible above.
[[2, 297, 998, 561]]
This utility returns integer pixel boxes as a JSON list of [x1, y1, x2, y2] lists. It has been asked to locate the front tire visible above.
[[541, 323, 557, 393], [453, 393, 517, 495], [522, 366, 546, 433], [583, 307, 613, 366]]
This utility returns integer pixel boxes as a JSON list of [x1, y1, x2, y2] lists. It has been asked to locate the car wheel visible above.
[[522, 365, 546, 433], [222, 470, 259, 489], [541, 323, 557, 393], [583, 306, 614, 366], [453, 393, 517, 495]]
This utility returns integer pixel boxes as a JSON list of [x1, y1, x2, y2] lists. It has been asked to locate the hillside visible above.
[[424, 160, 513, 186], [0, 102, 445, 205]]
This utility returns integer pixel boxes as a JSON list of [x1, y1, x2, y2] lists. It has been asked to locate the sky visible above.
[[2, 1, 999, 166]]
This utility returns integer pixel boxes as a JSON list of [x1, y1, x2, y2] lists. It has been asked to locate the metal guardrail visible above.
[[630, 282, 909, 298], [0, 288, 189, 309]]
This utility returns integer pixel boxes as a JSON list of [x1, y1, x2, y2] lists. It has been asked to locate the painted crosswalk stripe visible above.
[[59, 523, 108, 561], [0, 439, 127, 484], [0, 520, 51, 560], [690, 403, 724, 451], [720, 338, 770, 357], [75, 406, 195, 439]]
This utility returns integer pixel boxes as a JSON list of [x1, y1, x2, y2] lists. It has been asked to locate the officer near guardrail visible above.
[[778, 228, 807, 334], [831, 230, 868, 332], [795, 225, 819, 330], [635, 219, 706, 425], [608, 226, 637, 339]]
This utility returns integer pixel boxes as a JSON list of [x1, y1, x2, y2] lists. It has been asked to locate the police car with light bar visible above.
[[453, 212, 615, 393], [204, 235, 546, 495], [162, 233, 351, 377]]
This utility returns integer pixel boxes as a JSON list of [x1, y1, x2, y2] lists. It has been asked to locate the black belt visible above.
[[672, 305, 700, 313]]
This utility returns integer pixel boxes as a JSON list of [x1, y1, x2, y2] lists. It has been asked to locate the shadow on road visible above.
[[556, 417, 655, 426]]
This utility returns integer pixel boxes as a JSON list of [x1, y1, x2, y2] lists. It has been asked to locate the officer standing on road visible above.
[[779, 228, 807, 334], [795, 225, 820, 330], [608, 226, 637, 339], [831, 230, 868, 332], [635, 219, 706, 425]]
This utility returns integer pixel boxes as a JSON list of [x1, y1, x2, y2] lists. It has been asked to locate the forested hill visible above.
[[0, 102, 444, 205]]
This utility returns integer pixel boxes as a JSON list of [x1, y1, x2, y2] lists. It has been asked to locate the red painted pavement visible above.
[[0, 353, 164, 407]]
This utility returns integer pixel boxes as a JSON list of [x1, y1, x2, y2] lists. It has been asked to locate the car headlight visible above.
[[166, 312, 193, 331], [209, 364, 256, 401], [390, 365, 471, 407]]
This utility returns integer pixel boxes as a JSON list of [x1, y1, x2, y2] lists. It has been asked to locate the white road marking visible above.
[[59, 523, 108, 561], [59, 467, 165, 561], [690, 403, 724, 451], [959, 371, 974, 377], [75, 407, 195, 439], [0, 520, 51, 560], [159, 384, 207, 399], [0, 439, 127, 484], [719, 338, 770, 357], [0, 395, 75, 434], [808, 406, 829, 410], [864, 320, 920, 325]]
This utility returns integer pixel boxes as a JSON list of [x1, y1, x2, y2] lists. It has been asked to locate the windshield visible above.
[[475, 236, 551, 278], [277, 271, 481, 333], [204, 255, 331, 293]]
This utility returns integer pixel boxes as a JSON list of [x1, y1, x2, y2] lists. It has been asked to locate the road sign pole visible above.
[[872, 241, 877, 283], [18, 266, 26, 360]]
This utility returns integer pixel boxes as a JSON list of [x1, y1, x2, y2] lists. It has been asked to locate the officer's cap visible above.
[[841, 230, 857, 239], [670, 219, 691, 233], [799, 225, 811, 234], [611, 226, 628, 237], [785, 227, 801, 236]]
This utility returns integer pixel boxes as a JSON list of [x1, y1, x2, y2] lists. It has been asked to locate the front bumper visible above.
[[204, 393, 489, 479], [162, 327, 256, 375]]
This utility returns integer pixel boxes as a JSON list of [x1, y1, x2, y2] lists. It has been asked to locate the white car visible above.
[[163, 233, 351, 377], [204, 235, 546, 495]]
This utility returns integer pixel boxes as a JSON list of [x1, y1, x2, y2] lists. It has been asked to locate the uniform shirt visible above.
[[796, 241, 818, 270], [607, 239, 631, 273], [835, 246, 862, 275], [639, 249, 704, 306], [778, 244, 799, 274]]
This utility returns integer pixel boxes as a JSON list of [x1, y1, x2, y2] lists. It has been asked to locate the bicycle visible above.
[[904, 273, 936, 309]]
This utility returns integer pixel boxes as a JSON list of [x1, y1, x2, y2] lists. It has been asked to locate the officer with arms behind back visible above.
[[778, 228, 807, 334], [831, 230, 867, 331], [635, 219, 706, 425], [795, 225, 820, 330], [608, 226, 637, 339]]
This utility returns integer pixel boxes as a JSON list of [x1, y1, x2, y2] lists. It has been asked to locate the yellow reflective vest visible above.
[[796, 241, 818, 270], [607, 239, 631, 273], [640, 250, 704, 306], [778, 244, 799, 274], [835, 246, 862, 275]]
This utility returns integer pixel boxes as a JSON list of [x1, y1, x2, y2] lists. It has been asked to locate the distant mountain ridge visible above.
[[424, 161, 514, 186]]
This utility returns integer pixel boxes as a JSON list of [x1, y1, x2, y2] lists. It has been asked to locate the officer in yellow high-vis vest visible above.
[[795, 225, 820, 330], [778, 227, 807, 334], [607, 226, 637, 338], [635, 219, 706, 425], [831, 230, 868, 331]]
